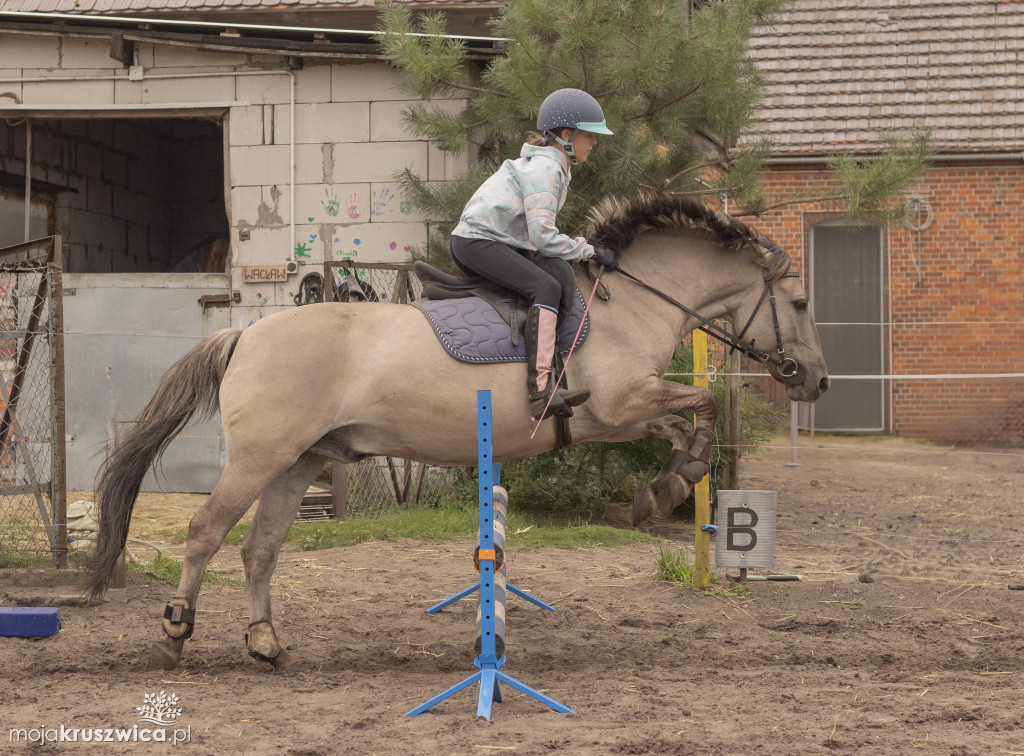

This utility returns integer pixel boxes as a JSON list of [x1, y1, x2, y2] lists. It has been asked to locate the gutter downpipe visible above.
[[23, 119, 31, 242], [288, 69, 296, 273]]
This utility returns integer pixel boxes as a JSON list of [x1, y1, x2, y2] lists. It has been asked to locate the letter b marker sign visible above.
[[715, 491, 777, 569]]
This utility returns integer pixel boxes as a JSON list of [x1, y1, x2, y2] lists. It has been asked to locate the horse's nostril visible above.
[[820, 376, 831, 393]]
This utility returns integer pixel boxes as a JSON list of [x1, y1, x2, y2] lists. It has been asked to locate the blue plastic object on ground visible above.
[[0, 606, 61, 637]]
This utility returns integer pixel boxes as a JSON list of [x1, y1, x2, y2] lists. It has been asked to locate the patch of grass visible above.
[[0, 549, 53, 569], [225, 523, 249, 546], [656, 547, 697, 585], [144, 507, 658, 554], [127, 555, 243, 588], [287, 507, 481, 551], [148, 528, 189, 545], [284, 507, 658, 552], [511, 521, 657, 551], [148, 524, 247, 546], [656, 548, 748, 596]]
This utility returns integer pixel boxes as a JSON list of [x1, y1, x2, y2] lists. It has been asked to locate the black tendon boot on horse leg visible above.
[[525, 305, 590, 422]]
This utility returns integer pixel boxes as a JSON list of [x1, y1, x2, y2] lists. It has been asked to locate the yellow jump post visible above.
[[692, 330, 711, 589]]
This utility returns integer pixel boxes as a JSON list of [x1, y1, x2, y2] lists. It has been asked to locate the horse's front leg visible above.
[[240, 453, 325, 674], [596, 379, 717, 524]]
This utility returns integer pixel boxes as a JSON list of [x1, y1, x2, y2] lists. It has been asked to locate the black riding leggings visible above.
[[450, 235, 562, 312]]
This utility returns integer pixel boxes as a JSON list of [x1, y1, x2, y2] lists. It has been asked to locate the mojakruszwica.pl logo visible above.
[[8, 690, 192, 745]]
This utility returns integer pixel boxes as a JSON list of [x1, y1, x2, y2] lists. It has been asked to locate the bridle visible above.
[[610, 264, 807, 386]]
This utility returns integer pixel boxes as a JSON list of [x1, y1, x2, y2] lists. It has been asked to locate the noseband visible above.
[[609, 265, 806, 386]]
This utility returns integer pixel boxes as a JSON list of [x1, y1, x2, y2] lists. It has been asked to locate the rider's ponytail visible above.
[[525, 130, 550, 146]]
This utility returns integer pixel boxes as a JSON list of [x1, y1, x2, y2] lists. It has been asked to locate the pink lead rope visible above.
[[530, 275, 603, 439]]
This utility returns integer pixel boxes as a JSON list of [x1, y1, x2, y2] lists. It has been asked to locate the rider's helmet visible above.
[[536, 88, 613, 164]]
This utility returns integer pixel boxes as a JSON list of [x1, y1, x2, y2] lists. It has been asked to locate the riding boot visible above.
[[526, 305, 591, 422]]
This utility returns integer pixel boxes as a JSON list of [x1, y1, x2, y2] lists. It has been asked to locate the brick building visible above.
[[746, 0, 1023, 445]]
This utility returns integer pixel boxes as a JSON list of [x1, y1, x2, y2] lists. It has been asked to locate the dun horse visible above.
[[85, 193, 829, 672]]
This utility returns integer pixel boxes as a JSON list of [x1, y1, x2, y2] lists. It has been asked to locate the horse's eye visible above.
[[794, 300, 808, 312]]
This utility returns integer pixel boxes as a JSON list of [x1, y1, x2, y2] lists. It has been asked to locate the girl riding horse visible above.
[[449, 88, 619, 423]]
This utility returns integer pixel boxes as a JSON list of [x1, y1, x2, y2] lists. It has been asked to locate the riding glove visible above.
[[591, 245, 619, 271]]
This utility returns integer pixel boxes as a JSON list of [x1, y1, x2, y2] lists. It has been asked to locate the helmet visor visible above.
[[576, 120, 613, 135]]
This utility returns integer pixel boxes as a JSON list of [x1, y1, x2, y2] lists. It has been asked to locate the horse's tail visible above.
[[83, 327, 243, 602]]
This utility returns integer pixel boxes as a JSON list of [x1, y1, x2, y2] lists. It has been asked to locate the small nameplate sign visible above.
[[243, 265, 289, 283]]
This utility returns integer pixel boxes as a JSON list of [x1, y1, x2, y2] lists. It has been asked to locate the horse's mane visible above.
[[585, 192, 791, 277]]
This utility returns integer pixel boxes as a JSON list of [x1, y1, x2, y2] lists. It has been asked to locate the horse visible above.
[[83, 192, 829, 673]]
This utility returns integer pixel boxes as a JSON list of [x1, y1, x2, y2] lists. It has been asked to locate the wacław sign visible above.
[[243, 265, 288, 283], [714, 490, 777, 569]]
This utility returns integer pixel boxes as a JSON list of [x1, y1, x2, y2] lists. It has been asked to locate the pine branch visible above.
[[640, 83, 703, 120], [662, 156, 731, 189]]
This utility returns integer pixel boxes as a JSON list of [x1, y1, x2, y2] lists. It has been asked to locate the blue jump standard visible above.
[[405, 391, 573, 719]]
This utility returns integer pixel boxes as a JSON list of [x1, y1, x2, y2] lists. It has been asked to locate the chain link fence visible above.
[[0, 236, 66, 563], [320, 260, 457, 518], [340, 459, 460, 519]]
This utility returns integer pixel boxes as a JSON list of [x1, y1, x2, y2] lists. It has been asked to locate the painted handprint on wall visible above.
[[347, 193, 361, 219], [322, 187, 340, 217], [371, 187, 396, 217]]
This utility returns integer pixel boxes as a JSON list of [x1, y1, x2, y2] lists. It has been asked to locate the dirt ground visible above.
[[3, 433, 1024, 755]]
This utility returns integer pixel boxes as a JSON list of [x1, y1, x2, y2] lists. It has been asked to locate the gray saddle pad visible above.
[[411, 289, 590, 364]]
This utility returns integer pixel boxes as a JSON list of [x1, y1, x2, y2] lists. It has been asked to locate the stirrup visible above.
[[531, 388, 590, 422]]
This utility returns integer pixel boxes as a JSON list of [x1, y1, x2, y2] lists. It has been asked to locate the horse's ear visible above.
[[749, 242, 774, 270]]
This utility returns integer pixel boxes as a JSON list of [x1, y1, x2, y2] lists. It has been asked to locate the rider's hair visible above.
[[526, 130, 549, 146]]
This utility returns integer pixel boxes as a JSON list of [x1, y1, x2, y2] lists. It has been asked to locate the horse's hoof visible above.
[[652, 473, 689, 517], [150, 638, 184, 671], [271, 649, 302, 675], [633, 488, 655, 526]]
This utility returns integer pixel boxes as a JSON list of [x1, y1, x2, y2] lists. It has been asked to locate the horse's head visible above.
[[730, 262, 830, 403], [585, 192, 829, 402]]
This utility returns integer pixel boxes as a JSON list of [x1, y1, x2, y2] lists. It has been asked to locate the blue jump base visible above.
[[406, 391, 573, 719], [0, 607, 61, 637]]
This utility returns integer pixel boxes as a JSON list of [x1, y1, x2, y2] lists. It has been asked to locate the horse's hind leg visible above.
[[152, 460, 281, 671], [240, 453, 325, 674]]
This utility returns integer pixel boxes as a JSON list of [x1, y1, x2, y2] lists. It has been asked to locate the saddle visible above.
[[411, 260, 590, 448], [413, 260, 576, 344], [411, 261, 590, 363]]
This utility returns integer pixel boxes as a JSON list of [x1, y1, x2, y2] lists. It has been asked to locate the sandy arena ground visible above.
[[3, 434, 1024, 755]]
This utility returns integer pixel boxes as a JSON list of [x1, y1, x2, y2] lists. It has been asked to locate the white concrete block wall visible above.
[[223, 61, 471, 314], [0, 34, 476, 315]]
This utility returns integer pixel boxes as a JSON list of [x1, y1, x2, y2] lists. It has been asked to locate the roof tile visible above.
[[747, 0, 1024, 153]]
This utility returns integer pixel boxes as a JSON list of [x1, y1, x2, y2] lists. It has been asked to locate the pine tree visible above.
[[376, 0, 931, 267]]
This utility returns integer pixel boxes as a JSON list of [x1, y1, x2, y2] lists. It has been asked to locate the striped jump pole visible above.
[[425, 483, 556, 614], [406, 391, 573, 720]]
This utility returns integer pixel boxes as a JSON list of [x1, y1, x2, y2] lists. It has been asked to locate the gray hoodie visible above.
[[452, 143, 595, 263]]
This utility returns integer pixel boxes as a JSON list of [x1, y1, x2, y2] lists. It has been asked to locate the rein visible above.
[[610, 264, 806, 386]]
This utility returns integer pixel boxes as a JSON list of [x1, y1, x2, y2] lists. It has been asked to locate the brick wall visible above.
[[752, 163, 1024, 446]]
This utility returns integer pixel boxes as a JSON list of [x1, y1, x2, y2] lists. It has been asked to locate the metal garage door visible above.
[[810, 224, 886, 432], [63, 273, 231, 492]]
